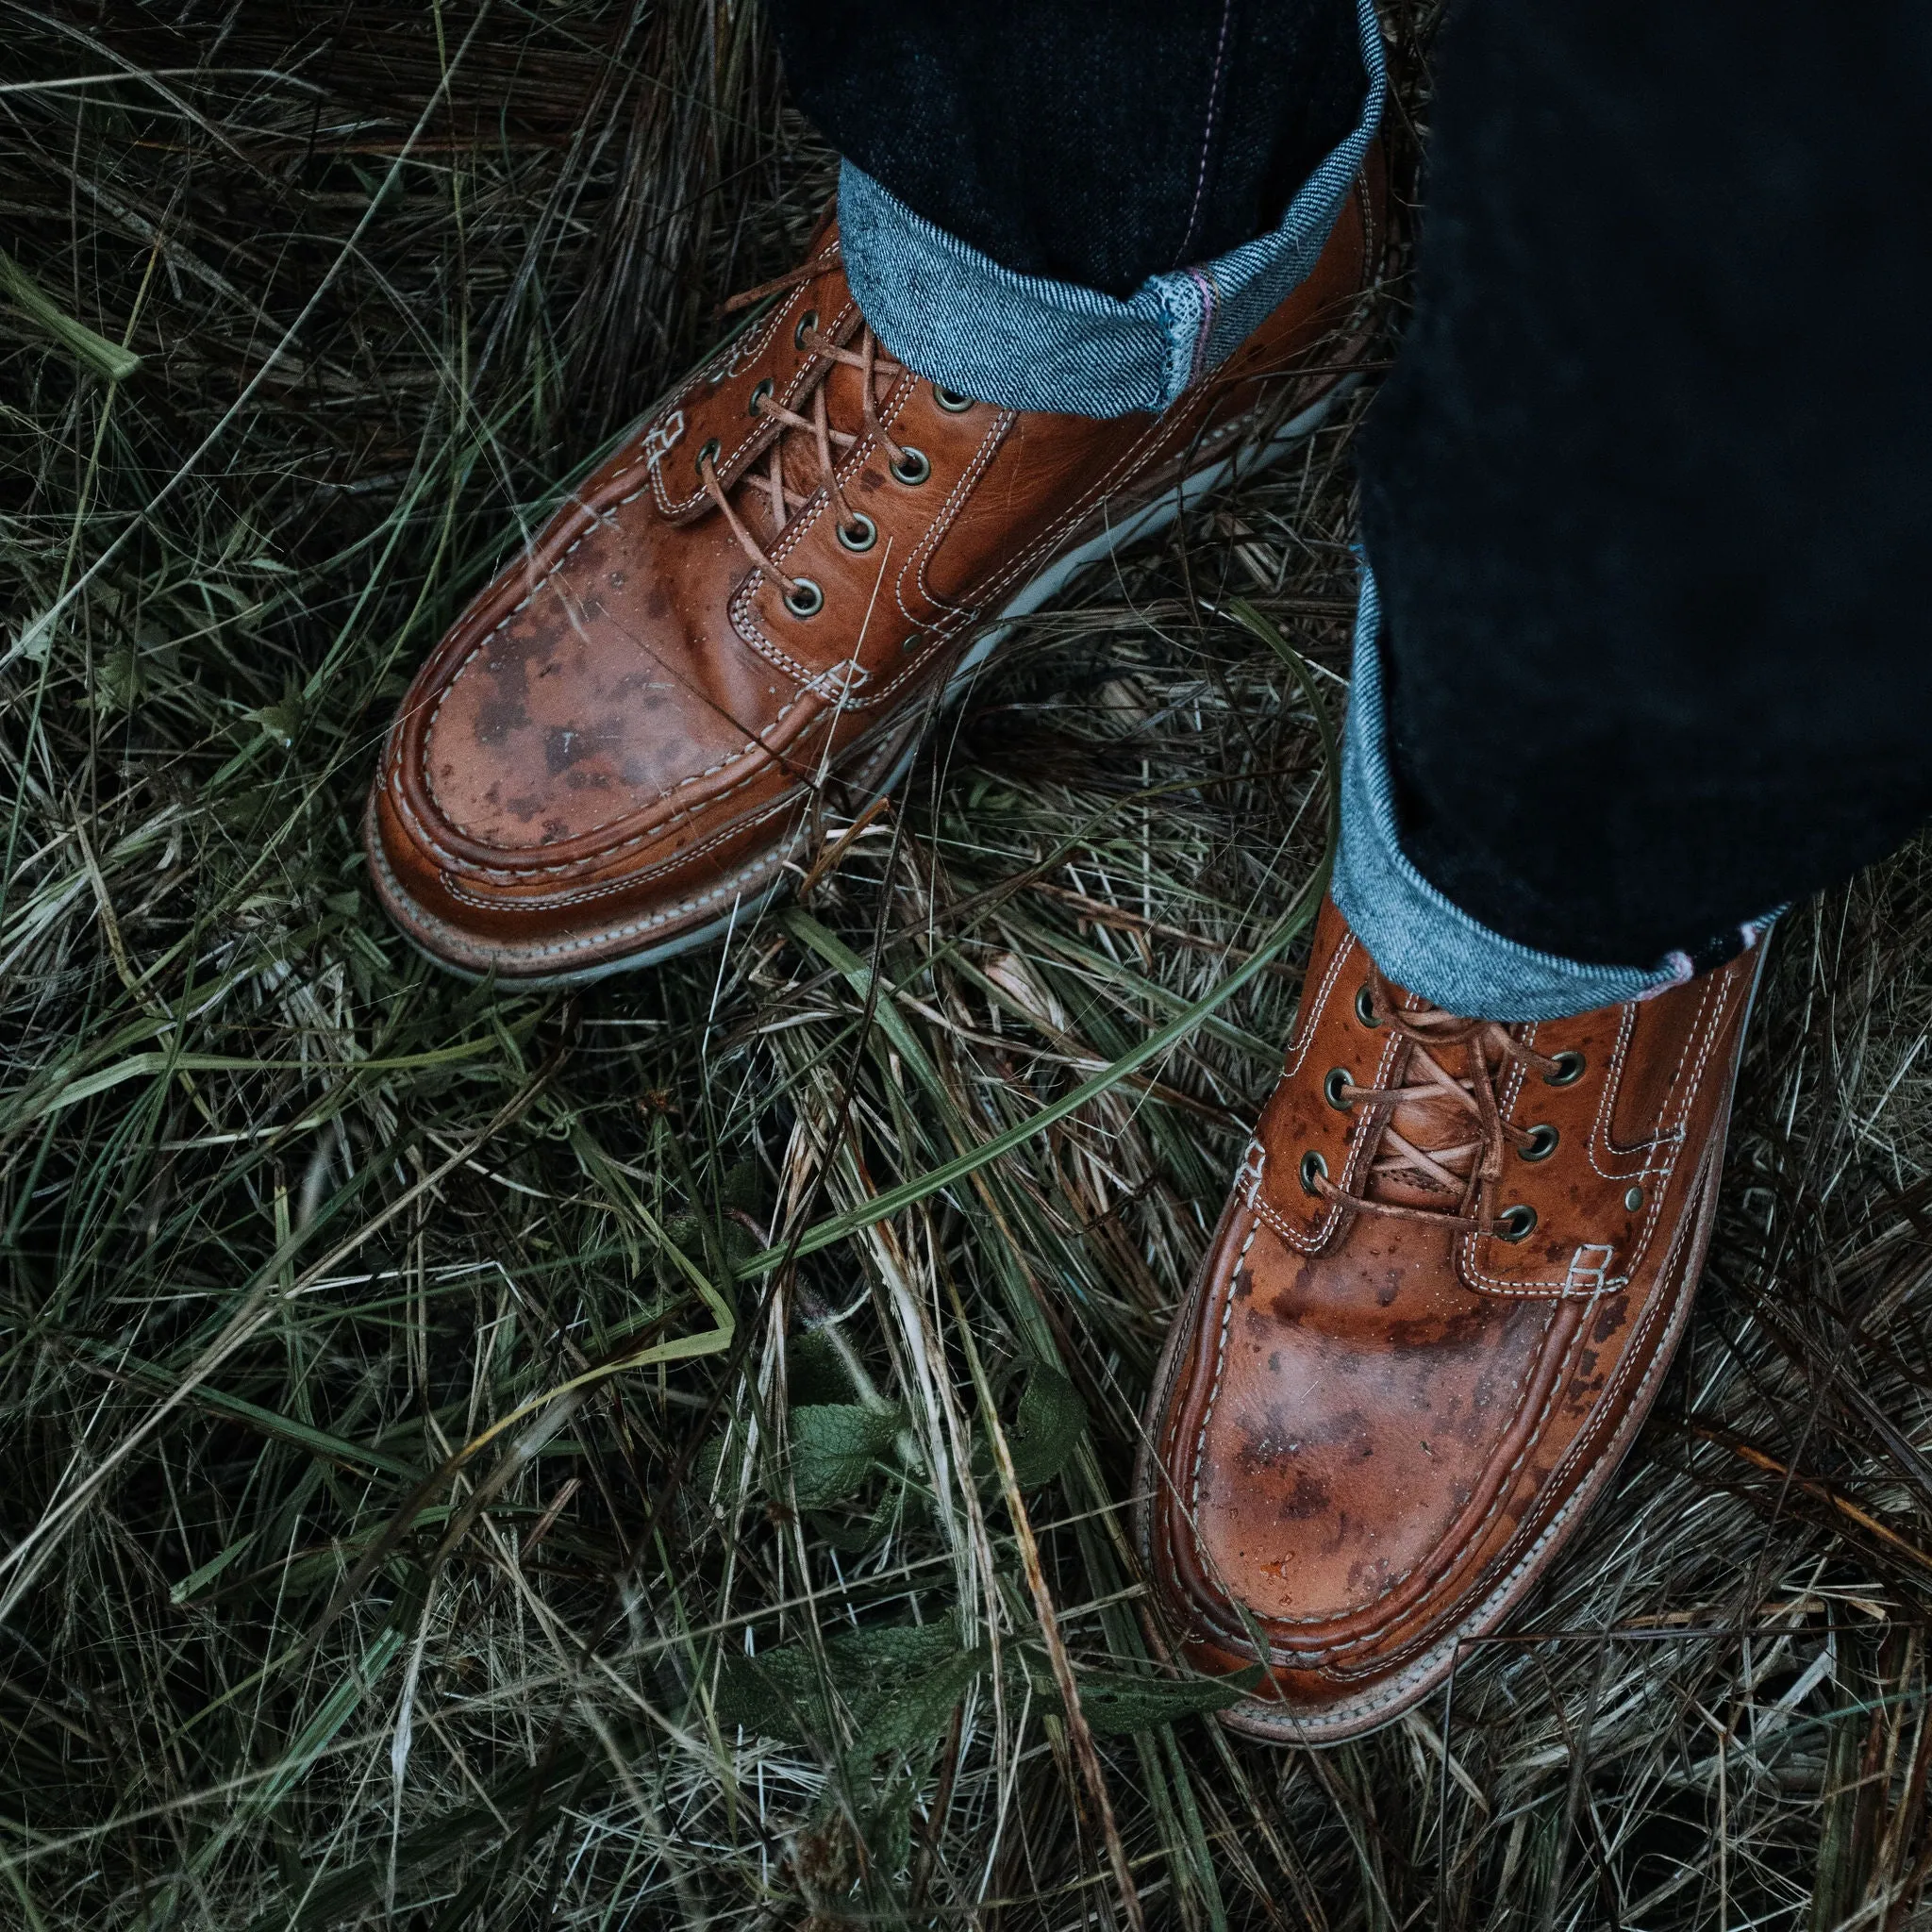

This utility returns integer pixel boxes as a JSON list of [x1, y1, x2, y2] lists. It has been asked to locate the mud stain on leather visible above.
[[1236, 1404, 1372, 1486], [1343, 1548, 1392, 1593], [1272, 1471, 1333, 1523], [1590, 1292, 1631, 1344], [1382, 1303, 1494, 1357], [473, 647, 534, 743]]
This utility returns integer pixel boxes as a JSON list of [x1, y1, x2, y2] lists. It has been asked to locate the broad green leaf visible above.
[[711, 1622, 978, 1751], [789, 1402, 901, 1508], [867, 1776, 919, 1876], [1008, 1364, 1087, 1488], [711, 1649, 825, 1743], [1040, 1661, 1265, 1737], [788, 1328, 855, 1407], [855, 1643, 988, 1757]]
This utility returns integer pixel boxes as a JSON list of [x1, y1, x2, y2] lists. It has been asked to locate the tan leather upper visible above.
[[366, 165, 1381, 977], [1140, 894, 1761, 1740]]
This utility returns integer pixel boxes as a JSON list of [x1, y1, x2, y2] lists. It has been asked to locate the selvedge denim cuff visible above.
[[1331, 566, 1756, 1022], [835, 0, 1387, 419]]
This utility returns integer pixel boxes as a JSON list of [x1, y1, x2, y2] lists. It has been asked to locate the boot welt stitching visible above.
[[440, 794, 802, 917], [391, 696, 893, 884], [391, 728, 903, 941], [374, 828, 801, 968]]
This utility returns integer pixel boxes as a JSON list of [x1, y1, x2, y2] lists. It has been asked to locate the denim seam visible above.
[[1175, 0, 1238, 268]]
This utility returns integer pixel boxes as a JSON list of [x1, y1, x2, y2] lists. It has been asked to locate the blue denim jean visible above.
[[1327, 570, 1760, 1019], [837, 0, 1386, 419], [830, 0, 1779, 1021]]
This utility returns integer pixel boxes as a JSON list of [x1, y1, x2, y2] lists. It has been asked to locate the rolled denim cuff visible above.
[[1332, 566, 1723, 1022], [835, 0, 1387, 419]]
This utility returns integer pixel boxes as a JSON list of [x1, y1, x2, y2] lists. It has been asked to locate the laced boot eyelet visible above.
[[1300, 1150, 1328, 1196], [793, 308, 819, 350], [933, 384, 975, 412], [783, 576, 824, 619], [693, 436, 722, 477], [837, 512, 878, 553], [1355, 983, 1381, 1028], [747, 377, 774, 417], [1323, 1068, 1353, 1111], [1519, 1123, 1559, 1162], [891, 445, 931, 486], [1497, 1203, 1538, 1241], [1542, 1049, 1586, 1087]]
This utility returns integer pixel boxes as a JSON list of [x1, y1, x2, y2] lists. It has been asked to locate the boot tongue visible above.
[[1361, 1036, 1488, 1213]]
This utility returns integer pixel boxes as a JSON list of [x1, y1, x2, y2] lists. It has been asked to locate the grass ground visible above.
[[4, 4, 1932, 1926]]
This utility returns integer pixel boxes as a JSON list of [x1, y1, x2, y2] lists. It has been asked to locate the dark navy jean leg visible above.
[[1357, 0, 1932, 970], [767, 0, 1364, 297]]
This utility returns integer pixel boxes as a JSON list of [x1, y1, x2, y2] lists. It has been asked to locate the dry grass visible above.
[[4, 3, 1932, 1926]]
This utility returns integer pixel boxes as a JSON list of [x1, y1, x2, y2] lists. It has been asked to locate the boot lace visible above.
[[1307, 965, 1574, 1241], [700, 248, 915, 599]]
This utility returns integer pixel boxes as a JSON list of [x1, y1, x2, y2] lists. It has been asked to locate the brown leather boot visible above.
[[365, 164, 1382, 981], [1138, 893, 1763, 1742]]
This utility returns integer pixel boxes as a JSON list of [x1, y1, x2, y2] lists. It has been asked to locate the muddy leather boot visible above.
[[1138, 891, 1762, 1742], [365, 158, 1382, 982]]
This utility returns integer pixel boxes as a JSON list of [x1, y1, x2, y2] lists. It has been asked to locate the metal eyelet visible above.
[[793, 308, 819, 351], [1519, 1123, 1559, 1162], [932, 384, 974, 412], [1497, 1203, 1538, 1241], [901, 634, 924, 653], [783, 576, 824, 619], [1624, 1185, 1645, 1212], [1543, 1049, 1587, 1087], [1323, 1068, 1353, 1111], [693, 436, 723, 476], [837, 512, 877, 554], [891, 445, 931, 486], [747, 377, 774, 417], [1355, 983, 1381, 1027], [1300, 1150, 1328, 1196]]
